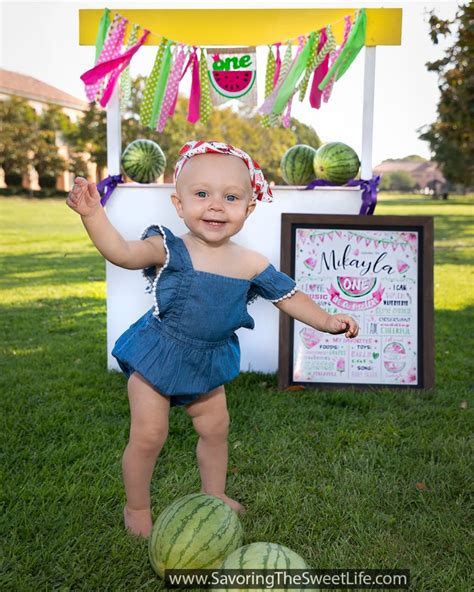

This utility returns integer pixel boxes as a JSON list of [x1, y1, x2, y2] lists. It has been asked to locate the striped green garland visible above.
[[261, 45, 276, 128], [120, 24, 139, 112], [140, 37, 168, 127]]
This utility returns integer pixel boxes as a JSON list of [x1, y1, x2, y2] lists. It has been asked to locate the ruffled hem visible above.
[[112, 313, 240, 402]]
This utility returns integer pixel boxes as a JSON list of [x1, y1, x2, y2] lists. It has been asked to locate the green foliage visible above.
[[380, 171, 418, 192], [0, 96, 38, 177], [64, 102, 108, 172], [419, 3, 474, 187]]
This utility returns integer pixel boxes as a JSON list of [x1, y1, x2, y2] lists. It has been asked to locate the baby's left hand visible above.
[[325, 314, 359, 338]]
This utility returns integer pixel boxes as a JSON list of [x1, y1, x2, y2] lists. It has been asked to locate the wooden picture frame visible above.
[[278, 214, 434, 390]]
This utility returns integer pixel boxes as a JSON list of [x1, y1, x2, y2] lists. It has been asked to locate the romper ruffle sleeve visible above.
[[247, 263, 298, 304]]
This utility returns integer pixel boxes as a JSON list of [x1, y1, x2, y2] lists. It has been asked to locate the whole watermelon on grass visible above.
[[121, 139, 166, 184], [280, 144, 318, 186], [313, 142, 360, 185], [149, 493, 243, 578], [212, 542, 312, 592]]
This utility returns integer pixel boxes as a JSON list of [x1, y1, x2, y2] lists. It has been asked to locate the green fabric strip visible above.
[[94, 8, 111, 64], [150, 41, 173, 129], [140, 38, 168, 127], [318, 9, 366, 90], [271, 32, 315, 115], [261, 45, 276, 128]]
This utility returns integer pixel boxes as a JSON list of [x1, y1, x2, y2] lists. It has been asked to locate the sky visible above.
[[0, 0, 459, 166]]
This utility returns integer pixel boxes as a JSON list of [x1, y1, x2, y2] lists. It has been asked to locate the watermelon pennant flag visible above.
[[83, 13, 126, 103], [206, 48, 257, 107], [261, 45, 276, 128], [81, 28, 150, 108], [157, 44, 187, 132], [298, 30, 320, 102], [150, 40, 173, 128], [140, 37, 168, 127], [94, 8, 111, 64], [187, 47, 201, 124], [120, 23, 140, 111], [199, 48, 213, 124], [273, 33, 315, 117], [322, 15, 352, 102], [318, 9, 367, 90]]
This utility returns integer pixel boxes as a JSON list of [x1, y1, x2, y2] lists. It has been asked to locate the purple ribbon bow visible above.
[[303, 175, 380, 215], [97, 174, 123, 207]]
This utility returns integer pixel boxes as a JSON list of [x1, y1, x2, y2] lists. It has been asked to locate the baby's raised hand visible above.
[[66, 177, 101, 218], [325, 313, 359, 338]]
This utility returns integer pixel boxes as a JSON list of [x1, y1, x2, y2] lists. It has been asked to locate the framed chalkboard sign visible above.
[[278, 214, 434, 390]]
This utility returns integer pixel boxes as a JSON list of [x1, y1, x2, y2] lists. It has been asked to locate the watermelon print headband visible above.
[[174, 141, 273, 203]]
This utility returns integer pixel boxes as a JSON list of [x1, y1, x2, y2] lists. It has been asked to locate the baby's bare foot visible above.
[[123, 506, 153, 538], [213, 494, 246, 515]]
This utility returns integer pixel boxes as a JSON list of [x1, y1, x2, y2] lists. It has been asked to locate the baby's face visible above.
[[171, 153, 256, 244]]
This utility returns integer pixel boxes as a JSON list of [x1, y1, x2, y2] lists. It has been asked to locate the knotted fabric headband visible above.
[[174, 140, 273, 202]]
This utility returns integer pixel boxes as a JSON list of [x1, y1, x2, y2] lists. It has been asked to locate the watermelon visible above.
[[313, 142, 360, 185], [121, 139, 166, 184], [148, 493, 243, 578], [209, 70, 256, 99], [212, 542, 311, 592], [280, 145, 318, 186]]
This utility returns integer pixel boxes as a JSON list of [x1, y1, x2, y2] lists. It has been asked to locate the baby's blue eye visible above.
[[196, 191, 207, 198], [226, 194, 238, 202]]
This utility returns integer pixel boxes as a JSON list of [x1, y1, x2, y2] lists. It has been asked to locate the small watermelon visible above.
[[212, 542, 312, 592], [121, 139, 166, 184], [149, 493, 243, 578], [313, 142, 360, 185], [280, 144, 318, 186]]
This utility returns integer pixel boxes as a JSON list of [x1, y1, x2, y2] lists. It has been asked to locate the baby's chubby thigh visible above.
[[185, 385, 230, 443], [127, 372, 170, 453]]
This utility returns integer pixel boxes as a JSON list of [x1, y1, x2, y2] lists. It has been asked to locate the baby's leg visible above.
[[186, 386, 245, 514], [122, 372, 170, 537]]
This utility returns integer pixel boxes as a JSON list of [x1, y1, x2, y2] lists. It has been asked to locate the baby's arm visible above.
[[66, 177, 166, 269], [274, 291, 359, 338]]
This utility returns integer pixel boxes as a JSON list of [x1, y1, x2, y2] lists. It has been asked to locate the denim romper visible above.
[[112, 224, 298, 406]]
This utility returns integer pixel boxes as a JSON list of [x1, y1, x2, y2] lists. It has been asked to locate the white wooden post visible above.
[[361, 46, 376, 179], [106, 84, 121, 175]]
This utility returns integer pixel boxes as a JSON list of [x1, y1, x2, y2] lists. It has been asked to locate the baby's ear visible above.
[[245, 199, 257, 218], [171, 193, 184, 218]]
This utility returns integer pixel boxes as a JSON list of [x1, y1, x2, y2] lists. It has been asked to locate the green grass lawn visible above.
[[1, 193, 473, 591]]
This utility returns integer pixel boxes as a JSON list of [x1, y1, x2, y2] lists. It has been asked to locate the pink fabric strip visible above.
[[169, 47, 192, 116], [282, 35, 306, 127], [309, 28, 328, 109], [323, 15, 352, 102], [97, 30, 150, 107], [273, 43, 282, 87], [84, 16, 127, 102], [157, 44, 186, 132], [187, 48, 200, 124]]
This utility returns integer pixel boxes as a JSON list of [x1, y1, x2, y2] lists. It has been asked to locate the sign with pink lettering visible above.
[[278, 215, 434, 390]]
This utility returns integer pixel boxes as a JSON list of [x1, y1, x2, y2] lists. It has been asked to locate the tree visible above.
[[418, 3, 473, 188], [380, 171, 417, 192], [0, 97, 38, 184]]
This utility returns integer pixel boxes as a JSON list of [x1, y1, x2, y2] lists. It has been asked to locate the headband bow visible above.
[[174, 140, 273, 203]]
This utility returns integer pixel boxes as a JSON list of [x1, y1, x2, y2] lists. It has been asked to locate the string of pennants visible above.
[[80, 8, 367, 131], [297, 229, 419, 252]]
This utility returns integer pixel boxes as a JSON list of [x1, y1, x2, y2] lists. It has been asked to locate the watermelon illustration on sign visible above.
[[208, 51, 256, 100]]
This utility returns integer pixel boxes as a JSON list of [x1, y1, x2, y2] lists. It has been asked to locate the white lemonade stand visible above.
[[78, 8, 402, 373]]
